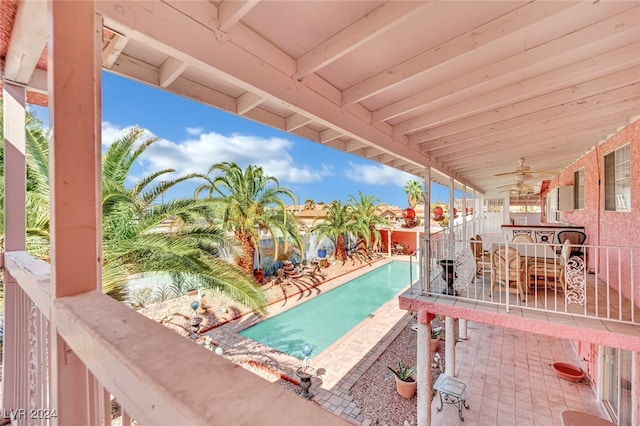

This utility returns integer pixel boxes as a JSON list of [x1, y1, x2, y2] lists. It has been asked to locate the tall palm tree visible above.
[[304, 199, 315, 210], [313, 200, 365, 263], [195, 162, 304, 274], [101, 130, 266, 310], [404, 180, 424, 209], [1, 117, 266, 311], [348, 192, 390, 250]]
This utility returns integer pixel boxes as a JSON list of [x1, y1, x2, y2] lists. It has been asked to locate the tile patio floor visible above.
[[207, 257, 611, 426]]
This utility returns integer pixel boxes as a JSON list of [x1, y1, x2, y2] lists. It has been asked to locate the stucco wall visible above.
[[550, 120, 640, 402], [552, 120, 640, 305]]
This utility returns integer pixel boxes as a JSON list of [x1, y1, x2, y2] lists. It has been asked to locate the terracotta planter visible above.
[[394, 376, 417, 399], [552, 362, 585, 382], [430, 338, 440, 352]]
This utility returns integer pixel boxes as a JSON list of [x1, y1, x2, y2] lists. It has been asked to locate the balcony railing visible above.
[[418, 235, 640, 324], [1, 251, 348, 425]]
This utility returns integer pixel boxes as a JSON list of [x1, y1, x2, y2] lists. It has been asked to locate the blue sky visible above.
[[30, 72, 452, 207]]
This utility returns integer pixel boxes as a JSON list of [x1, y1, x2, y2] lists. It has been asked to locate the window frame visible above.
[[604, 144, 631, 212], [574, 168, 585, 210]]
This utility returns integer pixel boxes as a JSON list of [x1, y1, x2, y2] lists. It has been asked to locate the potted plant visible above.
[[430, 326, 443, 352], [387, 360, 416, 398]]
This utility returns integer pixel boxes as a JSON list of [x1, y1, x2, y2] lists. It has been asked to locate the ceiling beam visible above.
[[109, 53, 237, 113], [218, 0, 261, 32], [433, 106, 640, 166], [341, 1, 582, 105], [285, 113, 313, 131], [414, 76, 640, 151], [3, 0, 47, 84], [293, 1, 426, 81], [395, 42, 640, 139], [96, 0, 474, 188], [102, 30, 129, 69], [158, 56, 188, 88], [319, 128, 342, 144], [344, 140, 366, 153], [236, 91, 264, 115], [377, 7, 640, 125], [421, 77, 640, 151]]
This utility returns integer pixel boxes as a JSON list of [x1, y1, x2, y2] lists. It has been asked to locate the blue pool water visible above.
[[239, 261, 417, 359]]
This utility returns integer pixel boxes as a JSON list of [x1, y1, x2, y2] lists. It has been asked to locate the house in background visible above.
[[2, 1, 640, 425]]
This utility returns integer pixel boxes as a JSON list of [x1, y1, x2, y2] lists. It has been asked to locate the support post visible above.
[[2, 82, 27, 410], [417, 309, 432, 426], [459, 319, 468, 340], [445, 316, 456, 377], [48, 2, 103, 425]]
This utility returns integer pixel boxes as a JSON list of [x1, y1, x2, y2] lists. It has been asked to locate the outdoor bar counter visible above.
[[502, 224, 585, 245]]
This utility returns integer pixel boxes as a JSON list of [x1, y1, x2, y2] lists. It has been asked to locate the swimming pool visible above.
[[239, 261, 416, 359]]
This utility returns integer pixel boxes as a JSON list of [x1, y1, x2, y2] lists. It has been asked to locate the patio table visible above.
[[433, 374, 469, 421], [561, 410, 615, 426]]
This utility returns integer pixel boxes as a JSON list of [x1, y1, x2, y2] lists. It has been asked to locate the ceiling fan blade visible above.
[[494, 157, 558, 177], [526, 170, 558, 175]]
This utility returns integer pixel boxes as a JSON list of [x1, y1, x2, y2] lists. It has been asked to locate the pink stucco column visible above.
[[48, 1, 103, 424], [417, 309, 433, 426], [2, 82, 26, 412]]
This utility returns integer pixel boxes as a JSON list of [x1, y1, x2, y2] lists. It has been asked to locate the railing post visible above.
[[2, 81, 27, 411], [48, 2, 103, 424], [505, 238, 510, 312]]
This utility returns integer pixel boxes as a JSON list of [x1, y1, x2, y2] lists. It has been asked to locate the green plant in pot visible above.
[[430, 326, 443, 352], [387, 360, 416, 398]]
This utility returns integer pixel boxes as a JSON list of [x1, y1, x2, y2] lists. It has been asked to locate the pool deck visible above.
[[205, 255, 609, 425]]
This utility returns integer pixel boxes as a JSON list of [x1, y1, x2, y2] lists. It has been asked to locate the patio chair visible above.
[[490, 246, 527, 300], [528, 240, 571, 292], [470, 237, 491, 277], [513, 234, 534, 243], [557, 230, 586, 258], [392, 242, 404, 255]]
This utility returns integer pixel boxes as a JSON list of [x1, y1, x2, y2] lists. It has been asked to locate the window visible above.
[[604, 144, 630, 211], [574, 168, 584, 209]]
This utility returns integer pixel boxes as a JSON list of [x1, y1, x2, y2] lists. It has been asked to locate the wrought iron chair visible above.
[[557, 230, 586, 258]]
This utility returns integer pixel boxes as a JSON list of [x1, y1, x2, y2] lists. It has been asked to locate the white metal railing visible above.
[[419, 236, 640, 324], [1, 252, 348, 425]]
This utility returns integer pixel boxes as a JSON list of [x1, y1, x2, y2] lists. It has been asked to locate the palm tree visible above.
[[304, 199, 315, 210], [348, 192, 390, 250], [313, 200, 364, 263], [101, 129, 267, 311], [195, 162, 304, 274], [1, 116, 266, 311], [404, 180, 424, 209]]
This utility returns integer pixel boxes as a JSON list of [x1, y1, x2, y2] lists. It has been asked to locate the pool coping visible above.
[[203, 257, 417, 424]]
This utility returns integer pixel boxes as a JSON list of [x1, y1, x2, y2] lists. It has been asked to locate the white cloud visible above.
[[100, 123, 329, 184], [186, 127, 203, 136], [344, 162, 414, 187], [102, 122, 130, 147]]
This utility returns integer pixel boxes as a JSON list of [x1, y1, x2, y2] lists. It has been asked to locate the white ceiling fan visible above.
[[494, 157, 557, 181], [498, 182, 538, 195]]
